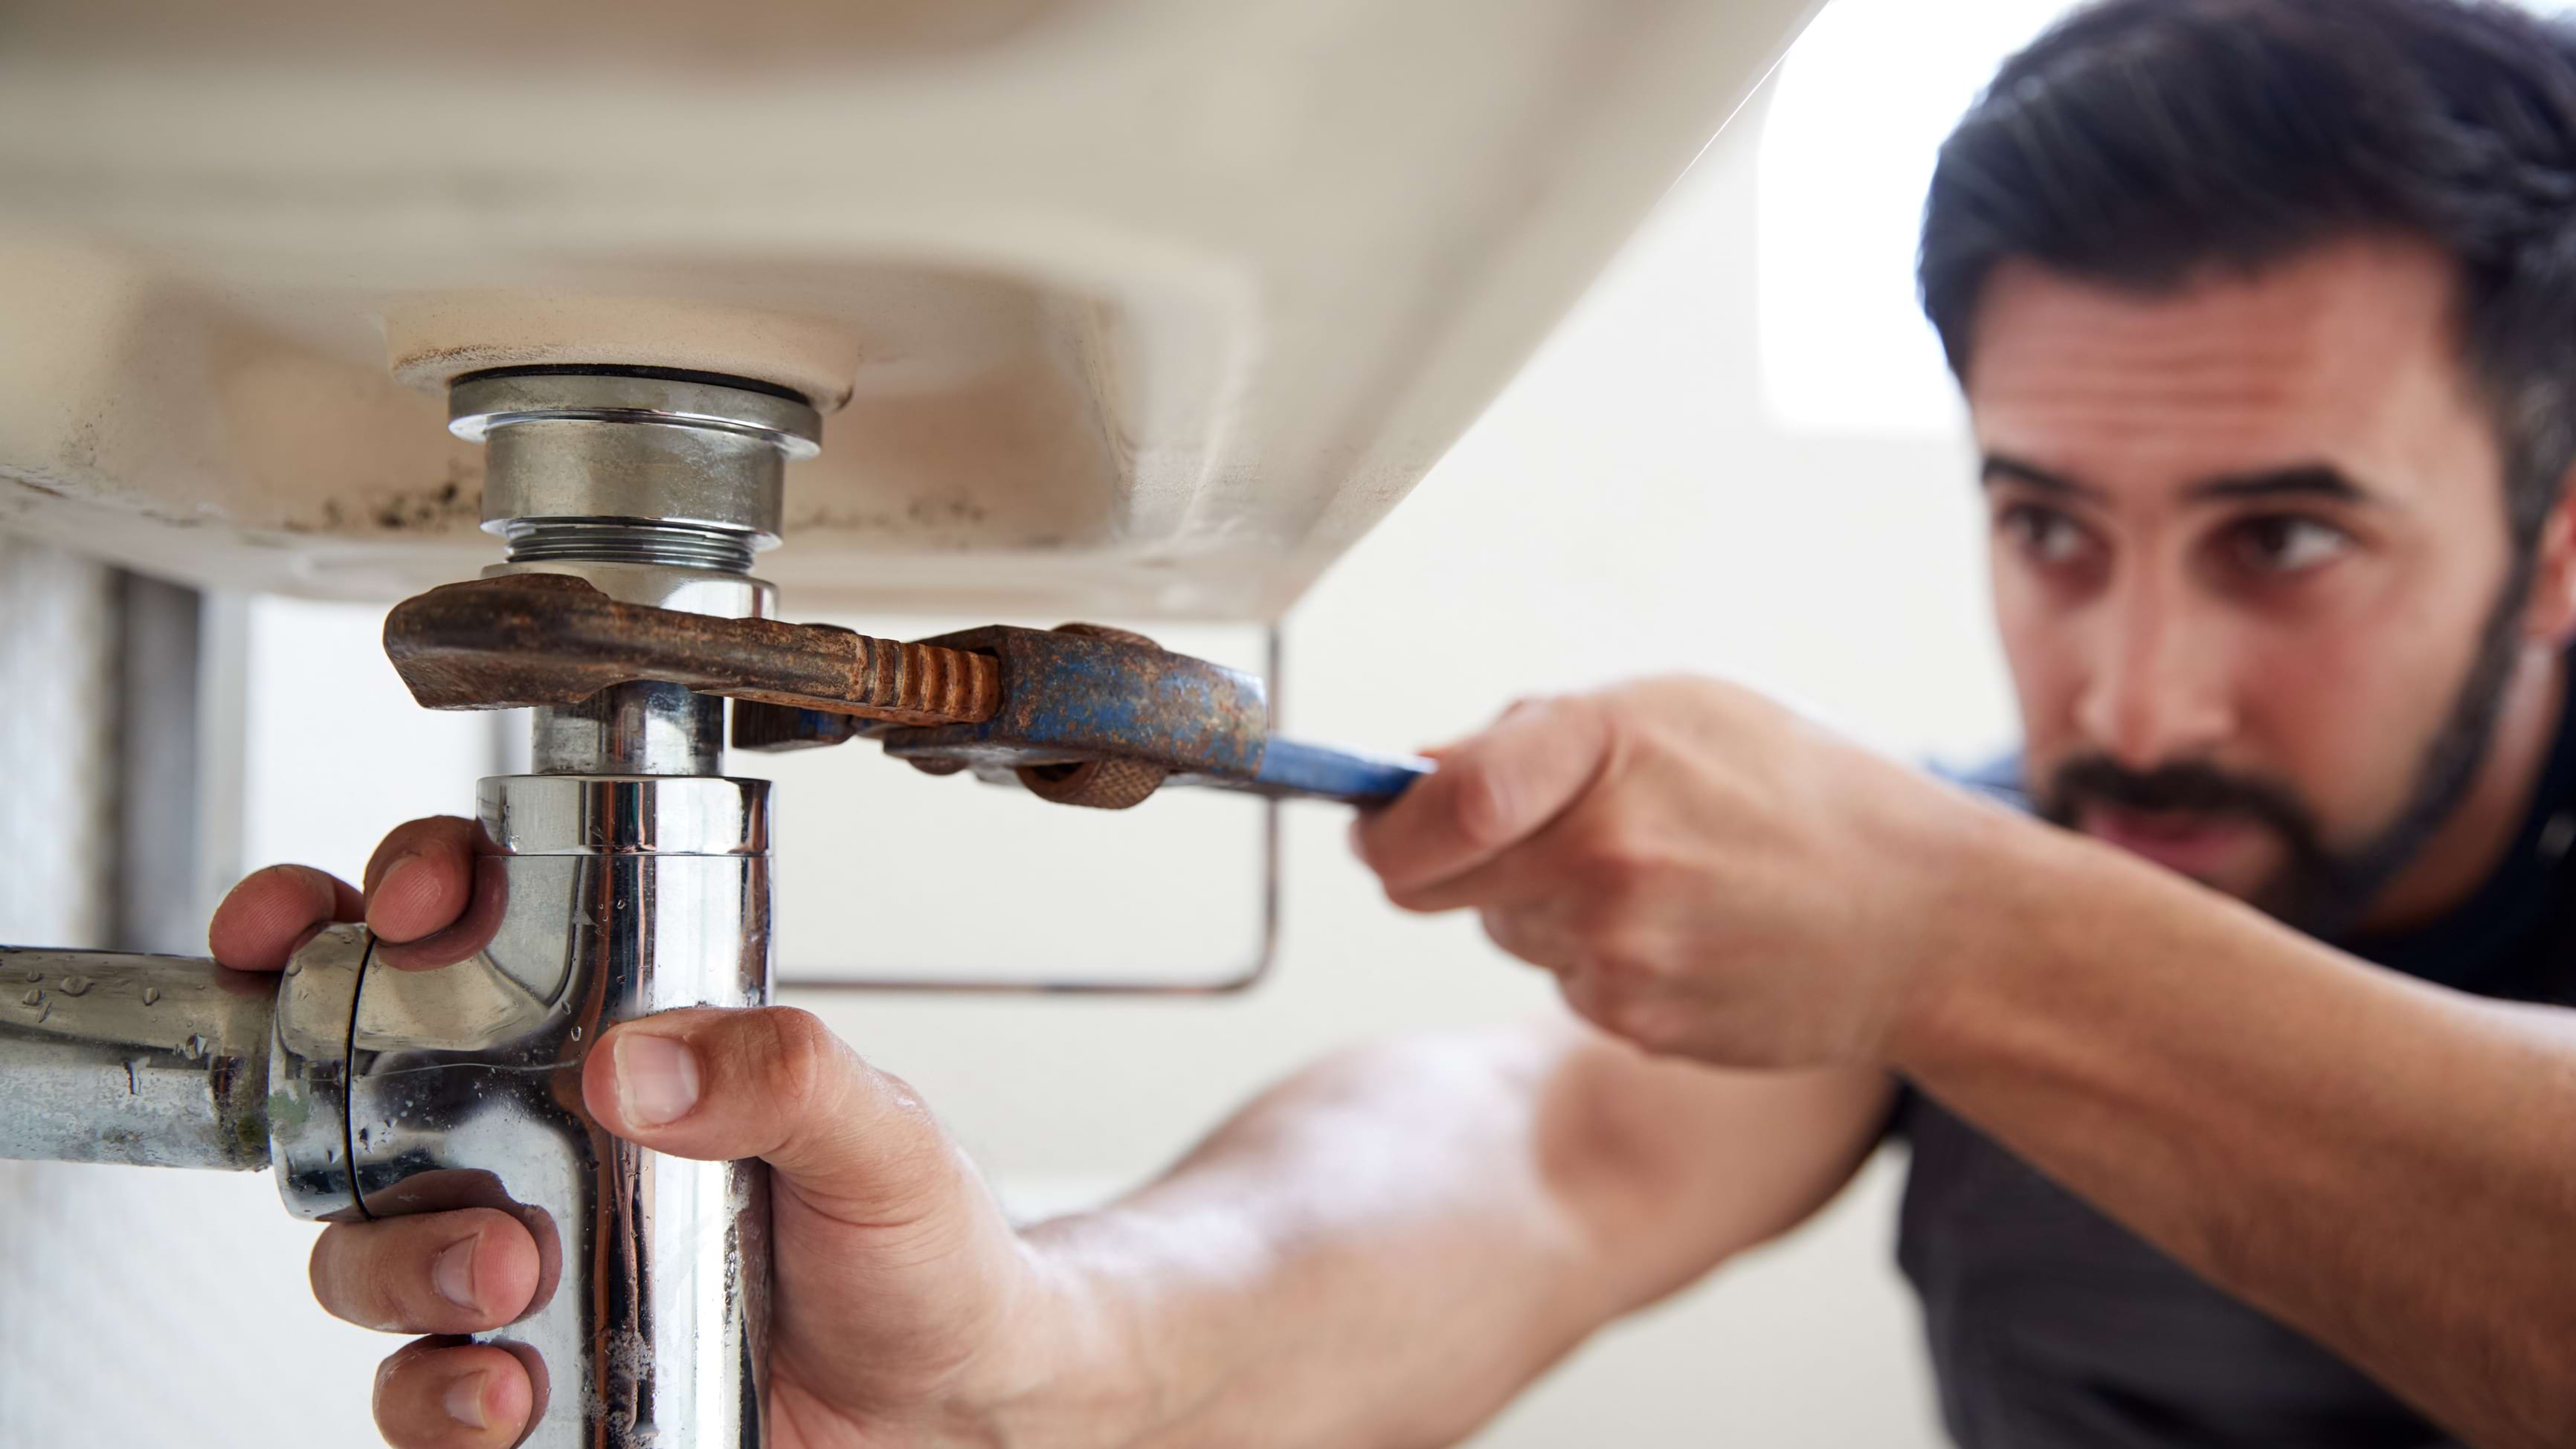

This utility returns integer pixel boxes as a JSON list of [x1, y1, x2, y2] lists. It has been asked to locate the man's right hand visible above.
[[210, 817, 1106, 1449]]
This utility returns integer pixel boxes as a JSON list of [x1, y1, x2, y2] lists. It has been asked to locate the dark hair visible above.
[[1919, 0, 2576, 546]]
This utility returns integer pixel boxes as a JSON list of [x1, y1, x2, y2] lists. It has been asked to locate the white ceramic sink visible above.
[[0, 0, 1820, 617]]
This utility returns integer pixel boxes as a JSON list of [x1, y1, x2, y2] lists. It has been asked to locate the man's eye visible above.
[[2226, 515, 2351, 574], [2000, 505, 2093, 565]]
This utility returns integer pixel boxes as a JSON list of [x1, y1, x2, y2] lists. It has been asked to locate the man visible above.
[[208, 1, 2576, 1445]]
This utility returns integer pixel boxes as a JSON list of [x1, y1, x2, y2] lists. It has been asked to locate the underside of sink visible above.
[[0, 0, 1820, 618]]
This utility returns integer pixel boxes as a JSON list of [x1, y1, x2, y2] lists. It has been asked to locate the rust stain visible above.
[[361, 466, 483, 534]]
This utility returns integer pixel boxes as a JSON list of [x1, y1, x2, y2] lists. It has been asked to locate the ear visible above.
[[2526, 475, 2576, 648]]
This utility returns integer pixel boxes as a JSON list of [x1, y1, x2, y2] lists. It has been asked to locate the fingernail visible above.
[[615, 1031, 701, 1127], [443, 1370, 488, 1430], [432, 1236, 478, 1311]]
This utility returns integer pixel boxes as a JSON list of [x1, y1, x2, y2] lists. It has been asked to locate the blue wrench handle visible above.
[[1214, 739, 1434, 804]]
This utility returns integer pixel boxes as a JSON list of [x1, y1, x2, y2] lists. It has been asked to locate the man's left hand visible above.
[[1351, 677, 2016, 1068]]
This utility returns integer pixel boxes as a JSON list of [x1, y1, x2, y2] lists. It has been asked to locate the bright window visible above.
[[1756, 0, 2076, 436], [1757, 0, 2572, 436]]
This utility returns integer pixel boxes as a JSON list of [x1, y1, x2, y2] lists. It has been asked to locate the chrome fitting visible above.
[[0, 924, 376, 1217], [454, 367, 820, 620]]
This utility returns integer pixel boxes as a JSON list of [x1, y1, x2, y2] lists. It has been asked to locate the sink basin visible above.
[[0, 0, 1820, 617]]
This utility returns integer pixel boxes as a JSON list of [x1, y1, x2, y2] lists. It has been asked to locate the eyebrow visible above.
[[1980, 454, 2102, 500], [2185, 464, 2376, 505], [1980, 454, 2380, 507]]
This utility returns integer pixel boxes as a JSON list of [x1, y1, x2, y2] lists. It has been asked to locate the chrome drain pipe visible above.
[[1, 367, 817, 1448]]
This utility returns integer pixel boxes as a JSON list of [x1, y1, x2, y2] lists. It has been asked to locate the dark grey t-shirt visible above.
[[1893, 734, 2576, 1448]]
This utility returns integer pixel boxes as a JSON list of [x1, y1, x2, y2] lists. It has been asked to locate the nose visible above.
[[2072, 569, 2237, 770]]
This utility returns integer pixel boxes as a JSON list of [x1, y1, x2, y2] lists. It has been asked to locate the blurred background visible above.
[[0, 1, 2078, 1443]]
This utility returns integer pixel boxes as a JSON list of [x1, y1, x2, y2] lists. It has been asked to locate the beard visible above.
[[2036, 559, 2535, 939]]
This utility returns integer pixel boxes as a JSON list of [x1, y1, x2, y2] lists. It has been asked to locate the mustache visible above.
[[2039, 755, 2325, 847]]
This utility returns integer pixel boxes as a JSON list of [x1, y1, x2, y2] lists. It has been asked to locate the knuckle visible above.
[[1483, 907, 1571, 972], [1582, 933, 1667, 988], [306, 1233, 355, 1319], [364, 815, 475, 885], [1566, 826, 1658, 898], [1593, 691, 1701, 778], [861, 1064, 953, 1172], [1582, 687, 1646, 746], [370, 1248, 426, 1328], [1564, 843, 1626, 897], [1478, 906, 1535, 961], [242, 862, 312, 893], [215, 862, 330, 924], [1629, 673, 1718, 711], [1446, 761, 1517, 852], [743, 1007, 844, 1120], [1556, 971, 1613, 1031], [311, 1227, 399, 1329], [863, 1060, 928, 1117], [1606, 994, 1688, 1053], [315, 1214, 520, 1335]]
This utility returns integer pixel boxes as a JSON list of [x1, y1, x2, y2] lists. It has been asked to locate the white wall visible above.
[[0, 539, 118, 950], [2, 41, 2024, 1449]]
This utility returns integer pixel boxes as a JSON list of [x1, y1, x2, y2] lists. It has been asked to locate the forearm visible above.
[[1001, 1025, 1881, 1449], [1896, 815, 2576, 1449], [1014, 1027, 1625, 1449]]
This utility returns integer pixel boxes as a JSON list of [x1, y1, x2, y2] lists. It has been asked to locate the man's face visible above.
[[1968, 238, 2525, 926]]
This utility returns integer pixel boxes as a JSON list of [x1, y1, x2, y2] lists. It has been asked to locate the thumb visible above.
[[582, 1007, 962, 1225], [1352, 694, 1617, 903]]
